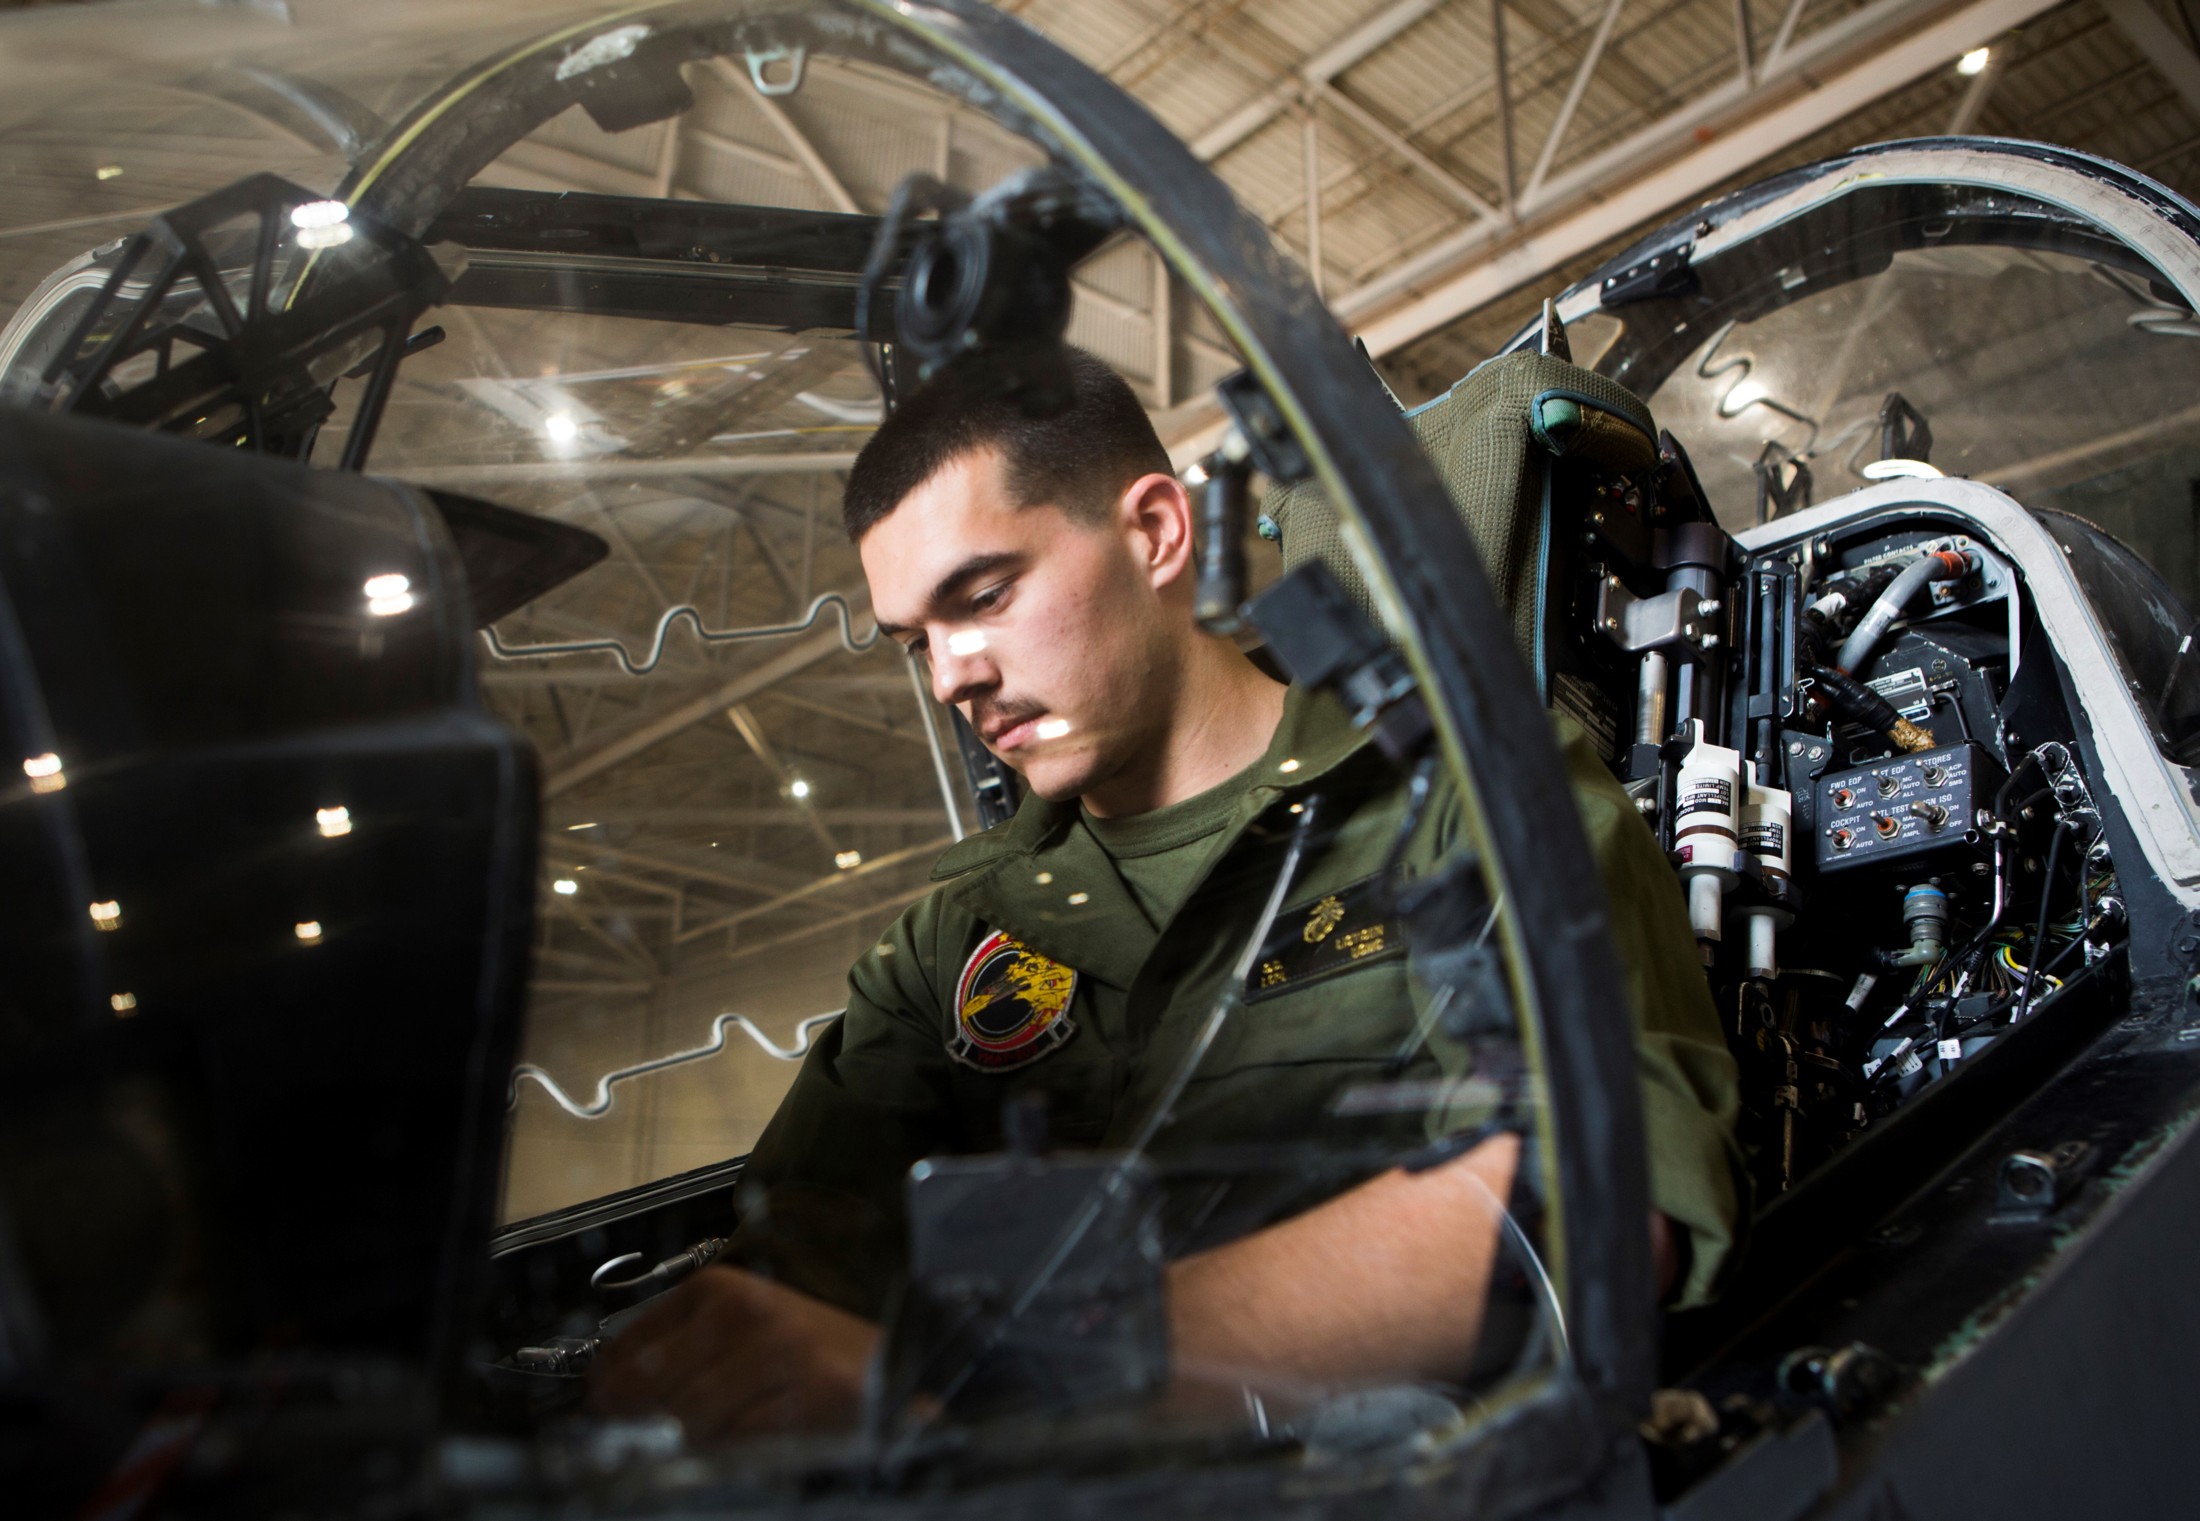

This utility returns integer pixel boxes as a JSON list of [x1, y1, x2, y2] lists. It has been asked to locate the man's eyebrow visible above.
[[878, 551, 1024, 637]]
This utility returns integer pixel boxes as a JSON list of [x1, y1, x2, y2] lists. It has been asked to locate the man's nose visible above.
[[926, 629, 997, 707]]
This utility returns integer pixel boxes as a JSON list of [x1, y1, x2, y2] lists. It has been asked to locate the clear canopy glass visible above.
[[1547, 155, 2200, 771], [0, 0, 1586, 1492]]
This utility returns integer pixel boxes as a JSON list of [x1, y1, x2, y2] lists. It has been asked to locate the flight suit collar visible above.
[[927, 684, 1373, 988]]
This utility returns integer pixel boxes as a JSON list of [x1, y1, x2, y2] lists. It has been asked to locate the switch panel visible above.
[[1815, 741, 2004, 873]]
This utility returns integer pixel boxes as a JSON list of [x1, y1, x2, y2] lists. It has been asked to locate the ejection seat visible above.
[[1259, 333, 1720, 788], [1256, 333, 1763, 1321]]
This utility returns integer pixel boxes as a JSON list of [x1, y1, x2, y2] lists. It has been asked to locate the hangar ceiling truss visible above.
[[415, 0, 2200, 439], [406, 0, 2200, 1031]]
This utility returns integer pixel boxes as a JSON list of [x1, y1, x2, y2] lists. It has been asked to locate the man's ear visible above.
[[1118, 472, 1195, 590]]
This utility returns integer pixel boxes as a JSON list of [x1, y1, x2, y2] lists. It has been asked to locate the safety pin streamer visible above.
[[482, 590, 878, 676], [508, 1009, 843, 1119]]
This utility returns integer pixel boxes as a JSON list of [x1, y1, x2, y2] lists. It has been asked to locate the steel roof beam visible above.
[[758, 686, 936, 744], [491, 138, 655, 197], [1163, 0, 2065, 460], [672, 835, 950, 945], [1259, 0, 1670, 246], [1345, 0, 2059, 336], [394, 452, 857, 487], [726, 700, 843, 855], [547, 898, 660, 976], [542, 590, 874, 797], [1314, 78, 1502, 218], [547, 805, 954, 827], [708, 56, 863, 215], [1523, 0, 1629, 204], [714, 882, 937, 966], [649, 112, 683, 199], [1188, 10, 1507, 231], [1189, 0, 1449, 161], [547, 835, 814, 895], [2101, 0, 2200, 121]]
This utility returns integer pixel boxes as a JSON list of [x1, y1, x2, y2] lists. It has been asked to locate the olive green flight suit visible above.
[[735, 684, 1742, 1318]]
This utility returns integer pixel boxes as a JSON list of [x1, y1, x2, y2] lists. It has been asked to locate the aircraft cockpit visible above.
[[5, 3, 2200, 1517]]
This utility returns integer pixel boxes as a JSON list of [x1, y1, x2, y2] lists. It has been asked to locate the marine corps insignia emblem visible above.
[[949, 930, 1078, 1071], [1245, 873, 1419, 1003]]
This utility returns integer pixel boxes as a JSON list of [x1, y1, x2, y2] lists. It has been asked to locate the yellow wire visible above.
[[2000, 944, 2062, 990]]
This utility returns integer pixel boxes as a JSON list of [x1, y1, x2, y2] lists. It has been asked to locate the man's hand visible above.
[[589, 1266, 879, 1442]]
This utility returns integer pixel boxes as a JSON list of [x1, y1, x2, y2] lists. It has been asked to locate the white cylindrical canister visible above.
[[1673, 724, 1744, 952], [1736, 770, 1796, 979]]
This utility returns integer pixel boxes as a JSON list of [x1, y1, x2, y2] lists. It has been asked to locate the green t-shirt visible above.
[[1080, 760, 1264, 927]]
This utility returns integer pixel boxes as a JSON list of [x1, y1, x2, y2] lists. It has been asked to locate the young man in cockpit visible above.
[[590, 348, 1740, 1441]]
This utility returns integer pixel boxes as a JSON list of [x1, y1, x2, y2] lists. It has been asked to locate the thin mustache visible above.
[[972, 700, 1045, 740]]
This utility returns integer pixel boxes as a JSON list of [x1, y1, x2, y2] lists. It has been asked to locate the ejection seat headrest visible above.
[[1263, 350, 1660, 669]]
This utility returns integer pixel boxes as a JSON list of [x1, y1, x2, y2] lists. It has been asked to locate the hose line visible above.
[[1835, 550, 1971, 674]]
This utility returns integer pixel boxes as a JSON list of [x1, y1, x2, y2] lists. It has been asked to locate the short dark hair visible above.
[[841, 346, 1170, 540]]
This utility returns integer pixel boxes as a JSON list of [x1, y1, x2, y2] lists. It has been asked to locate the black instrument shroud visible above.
[[0, 413, 545, 1414]]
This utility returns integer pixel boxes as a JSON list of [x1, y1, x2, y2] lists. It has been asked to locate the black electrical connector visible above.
[[594, 1236, 729, 1295], [1810, 661, 1935, 753], [1193, 370, 1316, 635]]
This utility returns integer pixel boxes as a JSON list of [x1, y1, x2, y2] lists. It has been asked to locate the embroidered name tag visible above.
[[1245, 874, 1407, 1003], [948, 929, 1079, 1071]]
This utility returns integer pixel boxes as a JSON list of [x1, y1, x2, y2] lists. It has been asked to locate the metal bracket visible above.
[[1599, 238, 1696, 306], [1878, 390, 1933, 464], [1991, 1141, 2093, 1224], [1537, 296, 1570, 361], [35, 172, 445, 469], [744, 44, 806, 95], [1754, 439, 1812, 521], [1215, 369, 1310, 482], [1248, 560, 1429, 761], [1596, 576, 1717, 657]]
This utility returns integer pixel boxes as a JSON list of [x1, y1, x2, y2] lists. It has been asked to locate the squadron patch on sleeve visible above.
[[949, 930, 1079, 1071]]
